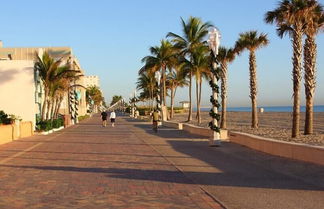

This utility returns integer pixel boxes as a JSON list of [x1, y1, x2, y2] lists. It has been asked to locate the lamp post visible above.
[[130, 90, 136, 117], [154, 70, 162, 113], [208, 27, 221, 146]]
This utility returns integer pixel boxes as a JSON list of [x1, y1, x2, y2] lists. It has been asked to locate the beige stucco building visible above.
[[0, 60, 36, 126], [0, 41, 88, 126]]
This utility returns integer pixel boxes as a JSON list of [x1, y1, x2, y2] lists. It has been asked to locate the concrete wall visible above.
[[163, 121, 228, 140], [0, 60, 36, 127], [230, 131, 324, 166], [0, 122, 33, 145]]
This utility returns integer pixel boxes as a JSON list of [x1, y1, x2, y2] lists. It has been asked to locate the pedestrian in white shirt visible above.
[[110, 111, 116, 127]]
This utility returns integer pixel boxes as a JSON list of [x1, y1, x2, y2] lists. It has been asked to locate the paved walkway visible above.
[[0, 114, 323, 209]]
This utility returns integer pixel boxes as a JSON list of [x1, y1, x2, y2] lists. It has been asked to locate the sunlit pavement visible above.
[[0, 114, 323, 209]]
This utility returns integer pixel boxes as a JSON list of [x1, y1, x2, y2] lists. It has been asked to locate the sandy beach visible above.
[[171, 111, 324, 146]]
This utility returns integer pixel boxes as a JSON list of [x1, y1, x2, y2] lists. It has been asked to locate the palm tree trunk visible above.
[[249, 51, 258, 128], [197, 78, 202, 125], [220, 63, 228, 129], [195, 78, 199, 122], [170, 87, 174, 119], [187, 70, 193, 122], [54, 97, 61, 118], [292, 30, 303, 138], [50, 97, 56, 120], [162, 66, 167, 106], [46, 99, 51, 120], [304, 35, 316, 135], [41, 88, 48, 121]]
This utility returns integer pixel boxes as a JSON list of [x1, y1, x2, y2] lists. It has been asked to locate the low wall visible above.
[[230, 131, 324, 166], [0, 122, 34, 145], [163, 121, 228, 140], [0, 125, 14, 145], [162, 121, 183, 130], [20, 121, 33, 138]]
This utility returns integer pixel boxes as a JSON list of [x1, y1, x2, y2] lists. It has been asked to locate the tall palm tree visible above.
[[167, 16, 212, 122], [235, 31, 269, 128], [166, 69, 188, 118], [51, 67, 82, 119], [136, 71, 157, 110], [140, 40, 177, 113], [217, 46, 236, 129], [35, 51, 60, 120], [191, 45, 210, 124], [303, 2, 324, 134], [265, 0, 315, 138]]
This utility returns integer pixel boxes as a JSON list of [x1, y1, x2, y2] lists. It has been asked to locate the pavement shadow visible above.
[[1, 164, 323, 191], [167, 139, 324, 190]]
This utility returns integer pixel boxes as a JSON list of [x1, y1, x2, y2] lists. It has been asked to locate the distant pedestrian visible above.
[[101, 111, 108, 127], [110, 110, 116, 127], [152, 109, 160, 133]]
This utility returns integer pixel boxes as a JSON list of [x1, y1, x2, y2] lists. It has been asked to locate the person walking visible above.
[[152, 109, 160, 133], [110, 110, 116, 127], [101, 110, 108, 127]]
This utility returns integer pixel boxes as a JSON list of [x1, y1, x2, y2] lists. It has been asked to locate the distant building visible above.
[[84, 75, 100, 88], [179, 101, 190, 109]]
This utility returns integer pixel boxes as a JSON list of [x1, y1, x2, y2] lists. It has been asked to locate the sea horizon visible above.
[[197, 105, 324, 112]]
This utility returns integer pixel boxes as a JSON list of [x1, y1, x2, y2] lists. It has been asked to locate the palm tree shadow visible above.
[[1, 163, 323, 191]]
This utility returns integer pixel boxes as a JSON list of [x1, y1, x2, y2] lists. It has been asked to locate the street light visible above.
[[208, 27, 221, 146], [154, 70, 162, 111]]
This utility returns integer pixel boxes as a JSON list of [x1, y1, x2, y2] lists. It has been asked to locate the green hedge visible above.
[[78, 115, 90, 121], [0, 110, 14, 125], [36, 118, 63, 131]]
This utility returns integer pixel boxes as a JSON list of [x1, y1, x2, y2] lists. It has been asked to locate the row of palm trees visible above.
[[34, 51, 81, 121], [137, 17, 269, 128], [137, 0, 323, 138], [265, 0, 324, 137], [35, 51, 104, 121]]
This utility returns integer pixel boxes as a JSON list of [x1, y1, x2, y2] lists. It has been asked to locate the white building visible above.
[[84, 75, 100, 88], [0, 41, 88, 126]]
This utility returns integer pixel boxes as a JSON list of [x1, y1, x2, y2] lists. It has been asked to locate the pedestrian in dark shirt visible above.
[[101, 111, 108, 127]]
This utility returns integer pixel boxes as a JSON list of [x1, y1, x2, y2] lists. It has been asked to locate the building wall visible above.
[[0, 60, 36, 128], [0, 47, 71, 61], [84, 75, 100, 88]]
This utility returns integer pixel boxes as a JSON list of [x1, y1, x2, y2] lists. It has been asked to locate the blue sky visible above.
[[2, 0, 324, 107]]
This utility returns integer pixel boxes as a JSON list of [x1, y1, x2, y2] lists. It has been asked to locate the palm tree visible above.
[[35, 51, 60, 120], [35, 51, 80, 120], [235, 31, 269, 128], [303, 2, 324, 134], [217, 46, 236, 129], [140, 39, 177, 118], [191, 45, 210, 124], [265, 0, 315, 138], [136, 71, 157, 110], [47, 63, 81, 120], [86, 86, 103, 112], [167, 16, 212, 122], [166, 69, 188, 118]]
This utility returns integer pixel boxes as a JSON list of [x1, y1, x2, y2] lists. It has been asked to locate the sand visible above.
[[170, 111, 324, 146]]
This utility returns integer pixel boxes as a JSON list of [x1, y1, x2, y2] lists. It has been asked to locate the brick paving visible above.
[[0, 115, 223, 209]]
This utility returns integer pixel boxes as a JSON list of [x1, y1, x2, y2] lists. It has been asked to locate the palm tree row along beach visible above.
[[136, 0, 324, 146]]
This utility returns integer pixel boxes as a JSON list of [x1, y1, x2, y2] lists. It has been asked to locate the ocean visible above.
[[198, 105, 324, 112]]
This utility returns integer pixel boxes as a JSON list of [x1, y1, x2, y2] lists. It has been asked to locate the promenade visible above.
[[0, 114, 323, 209]]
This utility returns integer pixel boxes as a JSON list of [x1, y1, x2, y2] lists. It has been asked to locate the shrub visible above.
[[37, 120, 52, 131], [0, 110, 14, 125], [78, 115, 90, 121], [52, 118, 63, 128]]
